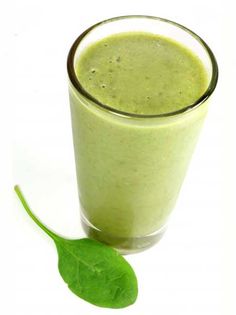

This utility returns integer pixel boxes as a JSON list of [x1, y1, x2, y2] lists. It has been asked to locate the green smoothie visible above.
[[69, 31, 209, 251]]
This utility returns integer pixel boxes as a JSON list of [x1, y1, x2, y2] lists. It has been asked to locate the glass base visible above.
[[81, 214, 167, 254]]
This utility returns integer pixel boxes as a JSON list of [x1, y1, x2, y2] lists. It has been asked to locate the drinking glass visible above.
[[67, 16, 218, 253]]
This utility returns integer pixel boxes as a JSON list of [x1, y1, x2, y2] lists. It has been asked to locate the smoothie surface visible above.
[[75, 32, 208, 115]]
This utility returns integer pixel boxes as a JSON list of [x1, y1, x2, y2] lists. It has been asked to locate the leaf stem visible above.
[[14, 185, 58, 240]]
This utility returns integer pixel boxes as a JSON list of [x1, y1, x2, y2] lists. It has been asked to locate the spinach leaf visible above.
[[14, 185, 138, 308]]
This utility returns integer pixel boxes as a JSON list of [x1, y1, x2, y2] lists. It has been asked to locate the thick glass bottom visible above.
[[81, 214, 167, 254]]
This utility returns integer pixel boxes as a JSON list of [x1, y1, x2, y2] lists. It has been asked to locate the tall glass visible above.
[[67, 16, 218, 254]]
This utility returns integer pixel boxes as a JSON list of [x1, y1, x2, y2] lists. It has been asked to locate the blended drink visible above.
[[68, 17, 217, 253]]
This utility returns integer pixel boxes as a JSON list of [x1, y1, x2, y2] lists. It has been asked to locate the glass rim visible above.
[[67, 15, 218, 119]]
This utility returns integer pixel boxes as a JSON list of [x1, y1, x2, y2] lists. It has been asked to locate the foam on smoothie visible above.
[[76, 32, 208, 115]]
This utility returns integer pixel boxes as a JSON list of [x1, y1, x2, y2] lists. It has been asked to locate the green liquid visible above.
[[76, 32, 207, 115], [70, 32, 208, 251]]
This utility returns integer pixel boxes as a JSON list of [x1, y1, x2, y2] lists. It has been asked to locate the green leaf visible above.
[[55, 238, 137, 308], [14, 185, 138, 308]]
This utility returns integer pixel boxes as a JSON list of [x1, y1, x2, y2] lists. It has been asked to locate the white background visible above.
[[1, 0, 236, 314]]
